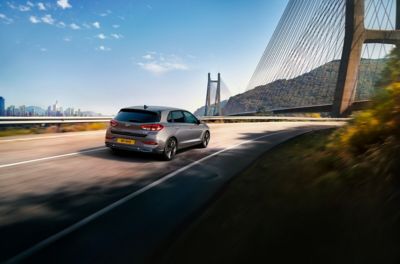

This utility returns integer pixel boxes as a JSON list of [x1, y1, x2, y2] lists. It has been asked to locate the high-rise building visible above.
[[0, 96, 5, 116], [64, 107, 74, 116], [19, 105, 26, 116], [6, 105, 15, 116], [53, 100, 58, 113]]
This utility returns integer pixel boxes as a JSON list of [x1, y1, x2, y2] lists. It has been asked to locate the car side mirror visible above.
[[196, 120, 201, 125]]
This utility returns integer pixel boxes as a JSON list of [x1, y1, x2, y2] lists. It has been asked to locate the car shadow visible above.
[[79, 143, 205, 163]]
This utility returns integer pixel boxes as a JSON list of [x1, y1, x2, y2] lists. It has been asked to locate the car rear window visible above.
[[115, 109, 160, 123]]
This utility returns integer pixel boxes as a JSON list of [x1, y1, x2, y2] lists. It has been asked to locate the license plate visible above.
[[116, 138, 135, 145]]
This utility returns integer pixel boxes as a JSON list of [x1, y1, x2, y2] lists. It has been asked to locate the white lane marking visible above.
[[6, 129, 306, 263], [0, 147, 108, 169], [0, 131, 105, 143]]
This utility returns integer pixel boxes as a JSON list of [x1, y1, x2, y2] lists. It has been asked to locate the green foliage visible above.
[[330, 46, 400, 181]]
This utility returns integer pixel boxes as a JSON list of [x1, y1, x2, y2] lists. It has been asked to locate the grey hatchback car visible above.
[[105, 106, 210, 160]]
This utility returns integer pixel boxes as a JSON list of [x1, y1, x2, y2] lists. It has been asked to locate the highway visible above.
[[0, 122, 343, 263]]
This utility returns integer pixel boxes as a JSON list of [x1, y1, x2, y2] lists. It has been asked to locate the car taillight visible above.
[[140, 124, 164, 131], [143, 141, 158, 145], [110, 120, 118, 127]]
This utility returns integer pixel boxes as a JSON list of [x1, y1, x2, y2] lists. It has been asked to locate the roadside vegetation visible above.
[[161, 47, 400, 263], [0, 122, 108, 137], [330, 46, 400, 183]]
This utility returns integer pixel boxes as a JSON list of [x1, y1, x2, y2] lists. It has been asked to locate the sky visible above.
[[0, 0, 288, 114]]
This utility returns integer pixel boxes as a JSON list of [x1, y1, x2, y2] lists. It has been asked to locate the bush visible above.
[[330, 46, 400, 183]]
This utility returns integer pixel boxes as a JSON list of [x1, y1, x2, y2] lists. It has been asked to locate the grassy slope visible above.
[[161, 129, 400, 264]]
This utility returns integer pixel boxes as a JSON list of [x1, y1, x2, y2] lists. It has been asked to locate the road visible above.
[[0, 122, 343, 263]]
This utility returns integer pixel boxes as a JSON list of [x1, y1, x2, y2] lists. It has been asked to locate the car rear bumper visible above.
[[105, 141, 164, 154]]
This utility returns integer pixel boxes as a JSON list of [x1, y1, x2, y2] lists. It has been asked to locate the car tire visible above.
[[162, 138, 177, 161], [199, 131, 210, 148]]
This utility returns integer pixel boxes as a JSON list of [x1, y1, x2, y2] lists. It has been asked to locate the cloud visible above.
[[70, 23, 80, 30], [63, 37, 71, 42], [186, 54, 197, 59], [82, 23, 91, 29], [26, 1, 34, 7], [95, 33, 123, 40], [99, 10, 112, 17], [29, 16, 40, 24], [142, 54, 153, 60], [7, 2, 17, 9], [0, 13, 13, 24], [40, 48, 47, 52], [18, 4, 31, 11], [41, 14, 55, 24], [137, 52, 189, 75], [111, 33, 123, 39], [112, 24, 120, 29], [137, 63, 167, 74], [96, 45, 111, 51], [37, 2, 46, 10], [97, 33, 106, 39], [57, 0, 71, 9], [57, 21, 66, 28], [92, 21, 100, 29]]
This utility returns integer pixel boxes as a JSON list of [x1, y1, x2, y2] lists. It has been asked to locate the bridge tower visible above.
[[204, 73, 222, 116], [332, 0, 400, 117]]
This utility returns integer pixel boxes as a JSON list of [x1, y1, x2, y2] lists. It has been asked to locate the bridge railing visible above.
[[0, 116, 114, 125], [201, 116, 350, 122], [0, 115, 350, 126]]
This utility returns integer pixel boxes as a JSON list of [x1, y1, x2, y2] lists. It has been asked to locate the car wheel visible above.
[[162, 138, 177, 161], [199, 131, 210, 148]]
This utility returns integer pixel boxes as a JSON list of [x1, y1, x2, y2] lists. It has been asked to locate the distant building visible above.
[[0, 96, 4, 116], [0, 99, 101, 117], [53, 100, 58, 113], [19, 105, 26, 116], [64, 107, 74, 116], [6, 105, 15, 116]]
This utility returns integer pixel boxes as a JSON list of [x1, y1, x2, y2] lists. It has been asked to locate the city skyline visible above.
[[0, 96, 104, 116], [0, 0, 288, 114]]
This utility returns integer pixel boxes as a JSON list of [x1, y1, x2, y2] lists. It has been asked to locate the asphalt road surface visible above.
[[0, 122, 343, 263]]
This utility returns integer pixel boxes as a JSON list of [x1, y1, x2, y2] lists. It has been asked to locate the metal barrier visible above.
[[200, 116, 350, 122], [0, 116, 349, 126], [0, 117, 114, 125]]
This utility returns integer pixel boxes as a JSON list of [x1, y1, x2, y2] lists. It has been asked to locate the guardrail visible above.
[[227, 100, 372, 116], [0, 115, 350, 126], [200, 116, 351, 122], [0, 116, 114, 125]]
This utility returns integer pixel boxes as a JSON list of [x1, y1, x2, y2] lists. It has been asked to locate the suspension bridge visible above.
[[205, 0, 399, 117]]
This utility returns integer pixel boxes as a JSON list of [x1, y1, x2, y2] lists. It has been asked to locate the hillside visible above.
[[223, 59, 386, 115], [193, 100, 228, 117]]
